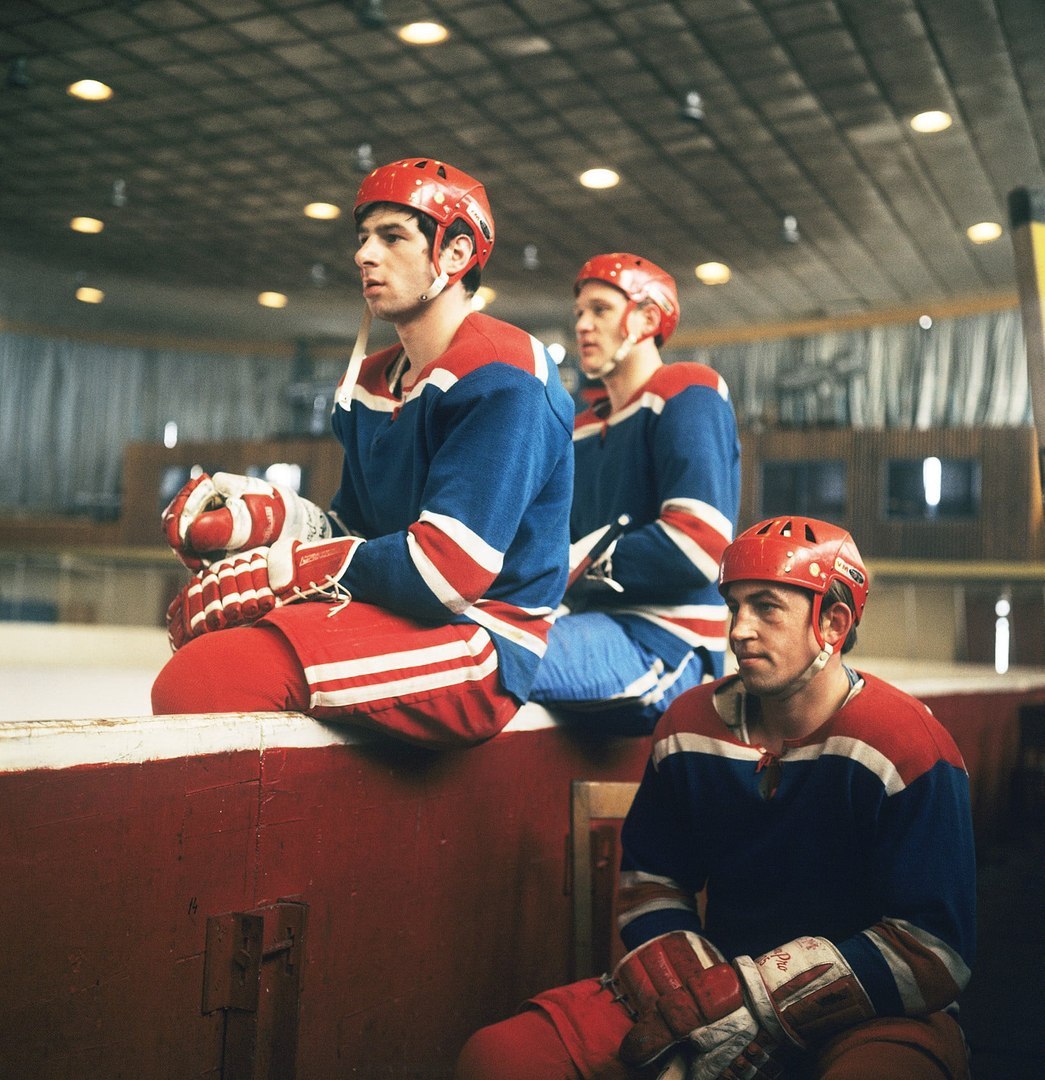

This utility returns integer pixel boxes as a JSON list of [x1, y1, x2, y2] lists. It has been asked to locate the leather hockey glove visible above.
[[608, 931, 742, 1068], [163, 471, 332, 569], [614, 933, 875, 1079], [166, 536, 361, 650]]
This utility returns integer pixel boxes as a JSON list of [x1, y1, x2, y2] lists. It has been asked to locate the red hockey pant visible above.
[[151, 611, 519, 746], [454, 978, 970, 1080]]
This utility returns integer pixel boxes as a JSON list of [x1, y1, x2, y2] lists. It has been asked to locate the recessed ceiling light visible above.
[[398, 22, 449, 45], [258, 292, 288, 309], [966, 221, 1003, 244], [67, 79, 113, 101], [695, 262, 731, 285], [70, 216, 104, 233], [579, 168, 620, 190], [472, 286, 497, 311], [304, 202, 341, 220], [910, 110, 952, 133], [680, 90, 705, 123], [75, 286, 105, 304]]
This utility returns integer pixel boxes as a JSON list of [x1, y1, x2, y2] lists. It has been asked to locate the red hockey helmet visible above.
[[574, 252, 680, 345], [719, 517, 869, 648], [354, 158, 494, 296]]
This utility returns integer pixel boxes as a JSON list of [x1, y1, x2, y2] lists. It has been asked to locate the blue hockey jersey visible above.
[[618, 671, 976, 1019], [571, 363, 740, 675], [267, 312, 575, 706]]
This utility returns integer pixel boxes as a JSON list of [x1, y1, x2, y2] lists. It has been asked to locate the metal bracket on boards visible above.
[[202, 901, 307, 1080]]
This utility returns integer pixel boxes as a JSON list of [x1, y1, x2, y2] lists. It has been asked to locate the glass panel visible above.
[[884, 457, 981, 520], [760, 460, 847, 519]]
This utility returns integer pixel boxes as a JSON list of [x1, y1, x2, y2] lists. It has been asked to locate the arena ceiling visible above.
[[0, 0, 1042, 347]]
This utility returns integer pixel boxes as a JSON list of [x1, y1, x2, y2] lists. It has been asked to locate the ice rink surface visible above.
[[5, 620, 1045, 724]]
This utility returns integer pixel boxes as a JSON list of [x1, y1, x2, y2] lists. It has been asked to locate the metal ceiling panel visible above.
[[0, 0, 1041, 344]]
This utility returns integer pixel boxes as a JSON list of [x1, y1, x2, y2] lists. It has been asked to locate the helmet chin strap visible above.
[[773, 642, 833, 701], [586, 331, 638, 380], [420, 225, 475, 302], [419, 268, 449, 302]]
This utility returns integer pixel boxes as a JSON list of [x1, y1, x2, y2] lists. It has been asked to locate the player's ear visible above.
[[821, 601, 854, 648], [636, 301, 662, 340], [442, 231, 475, 275]]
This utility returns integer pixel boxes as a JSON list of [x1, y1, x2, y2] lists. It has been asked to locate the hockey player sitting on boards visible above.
[[458, 517, 975, 1080], [527, 253, 740, 736], [153, 157, 575, 747]]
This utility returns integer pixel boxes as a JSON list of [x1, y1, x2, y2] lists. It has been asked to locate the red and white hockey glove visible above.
[[609, 931, 745, 1068], [730, 935, 875, 1054], [166, 536, 361, 651], [612, 932, 874, 1079], [162, 471, 332, 569]]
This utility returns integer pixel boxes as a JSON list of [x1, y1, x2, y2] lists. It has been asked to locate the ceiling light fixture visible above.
[[67, 79, 113, 101], [258, 292, 289, 309], [398, 22, 449, 45], [310, 263, 328, 287], [7, 56, 29, 90], [75, 286, 105, 304], [695, 261, 731, 285], [781, 214, 800, 244], [71, 216, 104, 233], [680, 90, 705, 123], [522, 243, 540, 271], [305, 202, 341, 220], [579, 167, 619, 190], [966, 221, 1003, 244], [111, 179, 128, 207], [910, 110, 952, 133], [355, 142, 376, 173]]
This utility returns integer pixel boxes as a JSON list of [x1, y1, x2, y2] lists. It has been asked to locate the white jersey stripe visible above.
[[879, 918, 972, 989], [653, 728, 913, 796], [861, 927, 929, 1012], [404, 367, 458, 400], [347, 383, 396, 413], [617, 897, 695, 929], [418, 510, 504, 575], [619, 870, 681, 889], [572, 390, 668, 441], [406, 530, 470, 613], [653, 729, 765, 767], [661, 497, 736, 543], [303, 626, 492, 683], [530, 335, 550, 384], [614, 607, 728, 650], [311, 647, 499, 709], [657, 519, 721, 580], [465, 602, 549, 656], [573, 417, 603, 441]]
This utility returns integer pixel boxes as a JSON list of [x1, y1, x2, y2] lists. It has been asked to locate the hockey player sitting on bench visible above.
[[153, 157, 575, 747]]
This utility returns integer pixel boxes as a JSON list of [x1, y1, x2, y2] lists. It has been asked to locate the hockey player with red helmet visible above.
[[527, 253, 741, 734], [153, 158, 575, 746], [458, 517, 975, 1079]]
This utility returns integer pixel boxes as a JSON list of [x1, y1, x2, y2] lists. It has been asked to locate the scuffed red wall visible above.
[[922, 689, 1039, 842], [0, 725, 649, 1079], [1, 684, 1039, 1078]]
